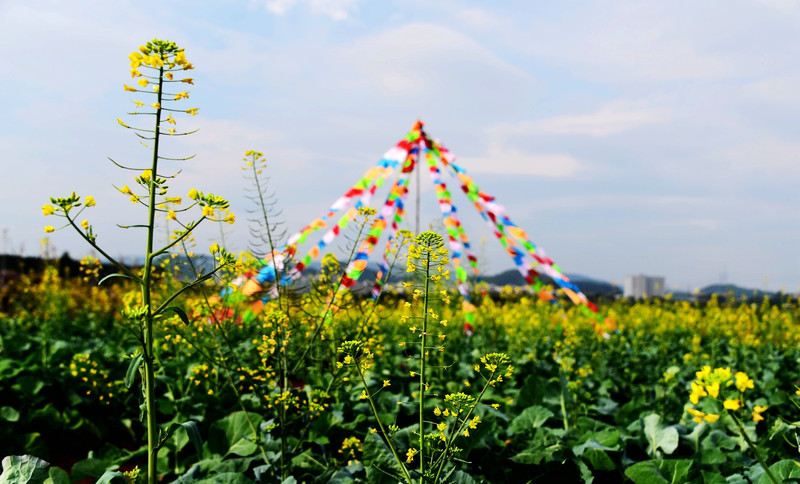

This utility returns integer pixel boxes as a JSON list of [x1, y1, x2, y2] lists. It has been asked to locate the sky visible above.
[[1, 0, 799, 292]]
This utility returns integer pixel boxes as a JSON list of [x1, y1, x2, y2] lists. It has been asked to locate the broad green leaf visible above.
[[44, 466, 69, 484], [643, 414, 679, 456], [756, 459, 800, 484], [193, 473, 256, 484], [0, 455, 50, 484], [125, 353, 143, 389], [700, 470, 726, 484], [164, 421, 204, 461], [96, 471, 126, 484], [362, 433, 405, 484], [208, 412, 263, 457], [624, 459, 692, 484], [0, 406, 19, 422], [509, 405, 554, 435]]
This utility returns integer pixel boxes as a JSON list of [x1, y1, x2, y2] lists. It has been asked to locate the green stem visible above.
[[731, 413, 777, 484], [419, 254, 430, 482], [355, 364, 413, 484], [143, 60, 165, 484]]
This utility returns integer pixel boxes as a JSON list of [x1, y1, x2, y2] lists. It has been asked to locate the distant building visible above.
[[624, 274, 665, 298]]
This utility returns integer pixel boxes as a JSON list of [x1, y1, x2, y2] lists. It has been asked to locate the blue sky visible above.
[[1, 0, 798, 292]]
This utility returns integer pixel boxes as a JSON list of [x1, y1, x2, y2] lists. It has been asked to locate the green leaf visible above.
[[756, 460, 800, 484], [44, 466, 69, 484], [164, 421, 204, 461], [624, 459, 693, 484], [0, 455, 50, 484], [362, 433, 405, 484], [208, 412, 263, 458], [0, 406, 20, 422], [193, 473, 256, 484], [162, 306, 191, 325], [509, 405, 554, 435], [125, 353, 144, 389], [96, 471, 127, 484], [98, 272, 140, 285], [643, 413, 679, 456], [700, 470, 726, 484]]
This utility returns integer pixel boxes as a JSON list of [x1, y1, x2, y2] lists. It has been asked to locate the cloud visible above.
[[263, 0, 361, 20], [490, 105, 665, 138], [337, 22, 532, 96], [457, 149, 581, 177]]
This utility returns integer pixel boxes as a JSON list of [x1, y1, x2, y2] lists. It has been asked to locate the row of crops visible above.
[[1, 252, 799, 483]]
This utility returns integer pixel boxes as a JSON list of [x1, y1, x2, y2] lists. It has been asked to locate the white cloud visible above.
[[490, 105, 665, 138], [337, 22, 531, 94], [457, 148, 581, 178], [263, 0, 360, 20]]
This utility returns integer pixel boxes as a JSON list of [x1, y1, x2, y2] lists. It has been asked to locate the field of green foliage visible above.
[[1, 257, 799, 483]]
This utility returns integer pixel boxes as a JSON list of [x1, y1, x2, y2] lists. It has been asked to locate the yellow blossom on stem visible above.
[[188, 188, 198, 200], [42, 204, 55, 216], [735, 372, 754, 392], [166, 211, 176, 220], [723, 399, 741, 411], [202, 206, 214, 217], [85, 196, 96, 207], [123, 84, 137, 92], [753, 406, 767, 422], [120, 185, 133, 195], [138, 79, 149, 87], [209, 243, 219, 253], [223, 213, 235, 224], [81, 220, 89, 230], [185, 108, 198, 116], [44, 226, 54, 233]]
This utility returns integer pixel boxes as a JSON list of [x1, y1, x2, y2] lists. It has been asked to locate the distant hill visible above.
[[481, 269, 622, 297], [698, 284, 774, 300]]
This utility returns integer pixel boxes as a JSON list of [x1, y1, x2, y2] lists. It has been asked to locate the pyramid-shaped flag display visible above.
[[230, 121, 598, 327]]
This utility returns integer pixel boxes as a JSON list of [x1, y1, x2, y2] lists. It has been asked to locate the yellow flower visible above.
[[182, 78, 194, 84], [137, 79, 149, 87], [735, 372, 754, 393], [752, 405, 768, 422], [185, 107, 198, 116], [132, 100, 144, 108], [44, 226, 55, 233], [223, 213, 235, 224], [382, 380, 390, 387], [202, 206, 214, 217], [173, 91, 189, 101], [120, 185, 132, 195], [81, 220, 89, 230], [42, 204, 55, 216], [704, 413, 719, 423], [686, 407, 705, 424], [123, 84, 137, 92], [723, 399, 741, 411], [437, 422, 447, 431], [141, 170, 151, 181], [209, 243, 220, 253], [165, 114, 176, 125], [705, 382, 720, 399], [433, 407, 442, 416], [166, 211, 176, 220], [84, 196, 96, 207], [188, 188, 199, 200], [165, 72, 174, 80], [405, 448, 417, 463], [151, 102, 161, 110]]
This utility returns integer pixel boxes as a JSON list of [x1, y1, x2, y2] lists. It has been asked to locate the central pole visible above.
[[415, 153, 421, 235]]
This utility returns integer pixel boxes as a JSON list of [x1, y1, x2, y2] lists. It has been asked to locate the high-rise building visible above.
[[624, 274, 665, 298]]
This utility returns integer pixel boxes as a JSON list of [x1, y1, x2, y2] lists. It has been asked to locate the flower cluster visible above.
[[686, 365, 766, 423]]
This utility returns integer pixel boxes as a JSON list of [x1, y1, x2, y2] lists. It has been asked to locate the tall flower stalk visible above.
[[43, 39, 235, 484]]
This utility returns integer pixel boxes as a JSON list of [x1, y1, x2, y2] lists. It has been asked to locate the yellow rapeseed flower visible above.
[[166, 211, 176, 220], [44, 226, 54, 233], [185, 107, 198, 116], [81, 220, 89, 230], [84, 196, 96, 207], [735, 372, 754, 392], [202, 206, 214, 217], [123, 84, 137, 92], [752, 405, 767, 422], [188, 188, 199, 200], [723, 399, 741, 411], [137, 78, 149, 87], [42, 204, 55, 216]]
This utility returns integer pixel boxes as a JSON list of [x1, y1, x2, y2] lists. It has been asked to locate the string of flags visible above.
[[227, 121, 599, 328]]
